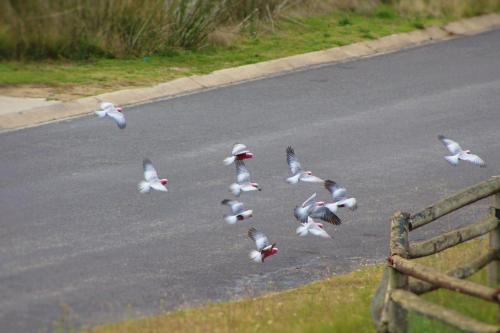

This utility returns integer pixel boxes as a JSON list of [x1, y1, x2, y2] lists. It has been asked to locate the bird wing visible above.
[[248, 228, 270, 251], [232, 143, 250, 156], [438, 135, 462, 155], [300, 174, 323, 183], [221, 199, 244, 215], [95, 110, 107, 118], [143, 159, 160, 182], [100, 102, 115, 110], [324, 180, 347, 201], [301, 192, 317, 208], [286, 146, 302, 175], [235, 160, 251, 183], [107, 109, 126, 129], [310, 206, 342, 225], [460, 153, 486, 167]]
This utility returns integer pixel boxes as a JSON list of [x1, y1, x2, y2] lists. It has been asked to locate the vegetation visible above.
[[1, 0, 499, 60], [82, 240, 496, 333], [0, 8, 469, 99], [1, 1, 499, 100]]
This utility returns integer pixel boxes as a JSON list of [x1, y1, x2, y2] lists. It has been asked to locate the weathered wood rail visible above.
[[372, 176, 500, 333]]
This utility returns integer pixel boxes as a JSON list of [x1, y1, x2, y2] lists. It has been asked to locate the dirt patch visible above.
[[0, 83, 147, 102]]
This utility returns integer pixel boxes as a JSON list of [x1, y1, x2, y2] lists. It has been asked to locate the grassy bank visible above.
[[83, 240, 496, 333], [1, 1, 499, 100], [2, 1, 498, 60]]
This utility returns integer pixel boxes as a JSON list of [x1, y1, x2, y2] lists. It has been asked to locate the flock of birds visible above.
[[220, 144, 360, 262], [95, 102, 487, 263]]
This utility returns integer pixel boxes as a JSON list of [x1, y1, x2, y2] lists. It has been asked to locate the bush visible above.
[[0, 0, 296, 60]]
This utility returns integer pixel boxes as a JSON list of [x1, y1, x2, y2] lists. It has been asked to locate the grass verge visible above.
[[0, 5, 459, 100], [84, 239, 496, 333]]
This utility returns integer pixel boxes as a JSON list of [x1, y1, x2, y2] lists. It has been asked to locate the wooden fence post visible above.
[[387, 212, 410, 333], [488, 191, 500, 322], [488, 192, 500, 288]]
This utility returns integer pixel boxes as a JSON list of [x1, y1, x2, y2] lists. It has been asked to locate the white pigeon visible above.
[[324, 180, 357, 213], [138, 159, 168, 193], [95, 102, 126, 129], [248, 227, 278, 263], [438, 135, 486, 167], [229, 161, 261, 197], [286, 146, 323, 184], [221, 199, 253, 224], [223, 143, 254, 165], [294, 192, 342, 225], [296, 217, 331, 238]]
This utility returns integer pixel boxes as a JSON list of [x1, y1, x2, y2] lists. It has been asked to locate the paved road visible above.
[[1, 30, 500, 332]]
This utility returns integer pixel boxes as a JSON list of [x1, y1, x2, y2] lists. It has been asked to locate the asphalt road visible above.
[[1, 30, 500, 333]]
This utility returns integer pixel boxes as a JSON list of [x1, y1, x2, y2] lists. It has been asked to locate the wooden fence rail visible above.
[[409, 216, 498, 258], [409, 177, 500, 231], [391, 290, 500, 333], [410, 249, 498, 295], [390, 255, 500, 303], [372, 176, 500, 333]]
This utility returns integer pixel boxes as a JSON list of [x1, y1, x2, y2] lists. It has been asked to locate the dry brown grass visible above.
[[396, 0, 500, 17], [84, 240, 492, 333]]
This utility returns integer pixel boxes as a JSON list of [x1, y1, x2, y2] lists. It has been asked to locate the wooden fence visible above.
[[372, 176, 500, 333]]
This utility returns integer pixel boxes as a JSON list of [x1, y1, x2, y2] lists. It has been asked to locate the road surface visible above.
[[1, 30, 499, 332]]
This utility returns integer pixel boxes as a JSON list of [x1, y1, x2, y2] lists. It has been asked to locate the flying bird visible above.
[[296, 217, 331, 238], [138, 159, 168, 193], [95, 102, 126, 129], [294, 193, 342, 225], [286, 146, 323, 184], [438, 135, 486, 167], [223, 143, 254, 165], [324, 180, 357, 213], [229, 161, 261, 197], [221, 199, 253, 224], [248, 227, 278, 263]]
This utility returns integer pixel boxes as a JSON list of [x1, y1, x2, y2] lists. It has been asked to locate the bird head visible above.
[[252, 183, 261, 191], [306, 171, 313, 175], [116, 107, 123, 113], [464, 149, 471, 154], [160, 179, 168, 185]]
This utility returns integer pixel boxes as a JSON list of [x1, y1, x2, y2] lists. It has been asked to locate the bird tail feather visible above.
[[224, 215, 238, 224], [223, 156, 236, 165], [138, 181, 151, 193], [344, 198, 357, 211], [325, 203, 339, 213], [445, 155, 460, 166], [250, 250, 263, 263], [229, 183, 241, 197], [95, 110, 107, 118]]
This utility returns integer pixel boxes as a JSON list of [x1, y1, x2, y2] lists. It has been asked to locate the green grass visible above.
[[83, 240, 497, 333], [0, 7, 450, 100], [409, 243, 499, 333]]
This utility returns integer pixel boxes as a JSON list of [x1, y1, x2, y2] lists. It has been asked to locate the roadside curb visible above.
[[1, 13, 499, 130]]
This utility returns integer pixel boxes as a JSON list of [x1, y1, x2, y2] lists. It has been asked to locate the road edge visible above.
[[1, 13, 499, 131]]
